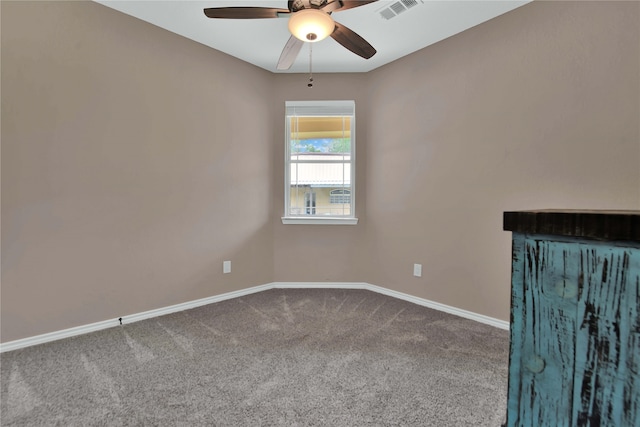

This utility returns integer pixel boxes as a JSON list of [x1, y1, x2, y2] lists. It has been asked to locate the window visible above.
[[330, 189, 351, 204], [304, 192, 316, 215], [283, 100, 357, 225]]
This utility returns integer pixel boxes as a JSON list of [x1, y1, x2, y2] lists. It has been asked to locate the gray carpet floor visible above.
[[1, 288, 509, 426]]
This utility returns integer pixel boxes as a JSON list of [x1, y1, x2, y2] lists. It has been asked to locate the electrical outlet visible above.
[[413, 263, 422, 277], [223, 260, 231, 274]]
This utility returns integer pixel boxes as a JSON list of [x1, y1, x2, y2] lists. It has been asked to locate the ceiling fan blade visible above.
[[277, 35, 304, 70], [203, 7, 289, 19], [324, 0, 378, 12], [321, 0, 344, 13], [331, 22, 376, 59]]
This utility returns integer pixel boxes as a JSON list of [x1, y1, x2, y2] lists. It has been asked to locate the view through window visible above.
[[284, 101, 355, 222]]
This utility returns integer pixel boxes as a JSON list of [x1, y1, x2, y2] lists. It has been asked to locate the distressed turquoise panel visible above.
[[506, 233, 526, 426], [507, 233, 640, 427], [508, 236, 578, 425], [572, 244, 640, 426]]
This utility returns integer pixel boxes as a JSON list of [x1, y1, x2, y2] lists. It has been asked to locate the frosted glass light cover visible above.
[[288, 9, 335, 42]]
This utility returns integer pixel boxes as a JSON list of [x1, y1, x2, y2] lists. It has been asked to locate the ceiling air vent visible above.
[[379, 8, 396, 20], [379, 0, 421, 20]]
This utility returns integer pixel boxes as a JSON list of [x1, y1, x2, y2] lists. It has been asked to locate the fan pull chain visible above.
[[308, 43, 314, 88]]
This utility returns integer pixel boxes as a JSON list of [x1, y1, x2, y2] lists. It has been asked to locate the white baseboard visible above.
[[0, 317, 122, 354], [121, 283, 274, 325], [272, 282, 510, 330], [0, 282, 508, 353], [0, 283, 273, 353]]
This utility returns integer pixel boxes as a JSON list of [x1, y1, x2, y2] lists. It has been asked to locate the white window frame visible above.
[[282, 100, 358, 225]]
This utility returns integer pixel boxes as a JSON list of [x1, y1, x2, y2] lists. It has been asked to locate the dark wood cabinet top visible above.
[[503, 210, 640, 241]]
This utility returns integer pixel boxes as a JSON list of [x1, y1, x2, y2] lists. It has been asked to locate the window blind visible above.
[[286, 100, 355, 117]]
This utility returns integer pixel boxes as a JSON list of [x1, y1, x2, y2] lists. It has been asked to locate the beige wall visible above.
[[272, 73, 372, 283], [1, 1, 275, 342], [362, 0, 640, 320], [2, 1, 639, 343]]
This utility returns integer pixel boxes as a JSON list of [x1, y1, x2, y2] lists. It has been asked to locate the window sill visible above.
[[281, 217, 359, 225]]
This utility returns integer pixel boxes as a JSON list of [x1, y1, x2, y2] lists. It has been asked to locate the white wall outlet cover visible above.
[[413, 264, 422, 277], [223, 261, 231, 274]]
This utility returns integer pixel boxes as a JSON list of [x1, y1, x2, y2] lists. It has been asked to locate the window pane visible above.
[[289, 117, 351, 141], [290, 159, 350, 186], [289, 117, 351, 156], [285, 101, 355, 219], [289, 187, 351, 216]]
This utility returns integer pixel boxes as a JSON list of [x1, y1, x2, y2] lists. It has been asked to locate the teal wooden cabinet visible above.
[[504, 210, 640, 426]]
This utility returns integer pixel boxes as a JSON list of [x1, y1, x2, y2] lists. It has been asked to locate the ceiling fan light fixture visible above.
[[288, 9, 335, 42]]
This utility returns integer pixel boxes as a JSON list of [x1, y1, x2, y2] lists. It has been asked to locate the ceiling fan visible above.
[[203, 0, 378, 70]]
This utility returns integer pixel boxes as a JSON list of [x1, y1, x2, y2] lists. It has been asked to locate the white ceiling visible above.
[[95, 0, 531, 73]]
